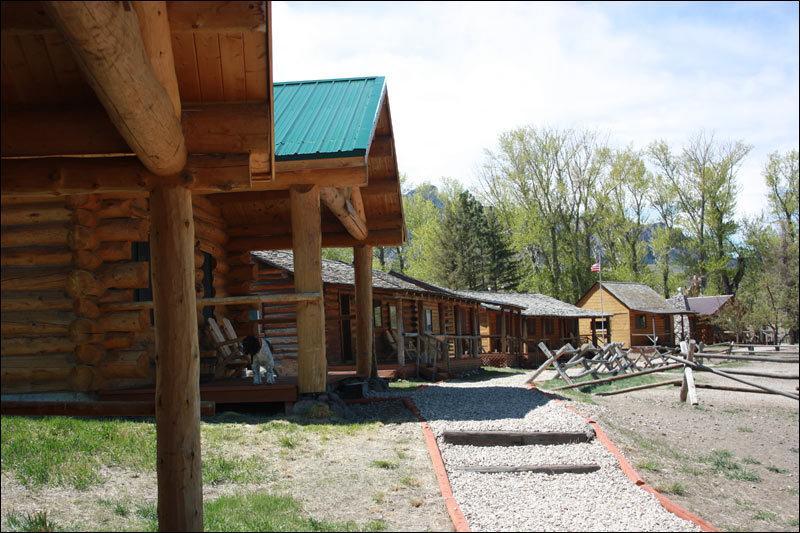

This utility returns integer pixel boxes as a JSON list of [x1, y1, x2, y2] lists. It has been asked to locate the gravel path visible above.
[[404, 372, 701, 532]]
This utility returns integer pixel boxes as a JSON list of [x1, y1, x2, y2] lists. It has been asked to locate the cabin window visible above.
[[389, 304, 398, 330], [543, 318, 553, 335], [373, 300, 382, 327], [663, 316, 671, 330], [636, 315, 647, 329], [131, 242, 154, 324], [595, 319, 609, 331], [201, 252, 216, 319], [424, 308, 433, 333], [528, 318, 535, 335]]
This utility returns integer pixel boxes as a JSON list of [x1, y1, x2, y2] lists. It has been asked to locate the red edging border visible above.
[[559, 402, 718, 532], [344, 394, 471, 532]]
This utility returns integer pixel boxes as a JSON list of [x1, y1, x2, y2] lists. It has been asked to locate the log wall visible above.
[[1, 193, 232, 394]]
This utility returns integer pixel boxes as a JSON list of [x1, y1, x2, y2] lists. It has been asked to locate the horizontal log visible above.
[[68, 318, 102, 344], [1, 311, 74, 335], [1, 336, 76, 356], [194, 218, 228, 245], [99, 311, 150, 332], [441, 430, 595, 446], [664, 353, 799, 400], [1, 266, 70, 293], [695, 353, 799, 363], [0, 292, 72, 312], [451, 464, 600, 475], [697, 368, 799, 380], [1, 353, 75, 384], [97, 241, 133, 262], [0, 223, 69, 248], [0, 155, 253, 197], [0, 400, 216, 417], [95, 218, 150, 242], [98, 350, 151, 379], [66, 263, 150, 298], [595, 379, 683, 396], [550, 364, 684, 391], [0, 247, 71, 267], [0, 203, 71, 225], [73, 250, 103, 271], [671, 382, 793, 396], [103, 333, 135, 350]]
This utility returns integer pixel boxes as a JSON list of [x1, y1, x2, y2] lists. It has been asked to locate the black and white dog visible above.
[[241, 336, 277, 385]]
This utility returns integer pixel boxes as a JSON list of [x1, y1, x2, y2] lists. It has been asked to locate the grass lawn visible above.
[[1, 413, 378, 491], [3, 493, 387, 532]]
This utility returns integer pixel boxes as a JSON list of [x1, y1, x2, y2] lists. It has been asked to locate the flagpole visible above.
[[598, 255, 605, 343]]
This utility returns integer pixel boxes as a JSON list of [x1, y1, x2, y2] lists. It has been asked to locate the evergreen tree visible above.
[[482, 207, 521, 290], [433, 190, 486, 289]]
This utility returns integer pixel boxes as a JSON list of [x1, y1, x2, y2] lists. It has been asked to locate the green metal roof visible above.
[[274, 76, 386, 161]]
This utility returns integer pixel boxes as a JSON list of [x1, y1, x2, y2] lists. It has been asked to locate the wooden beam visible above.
[[320, 187, 367, 240], [354, 245, 373, 377], [43, 1, 187, 175], [2, 103, 270, 157], [442, 430, 594, 446], [453, 464, 600, 475], [290, 186, 326, 394], [0, 155, 252, 197], [132, 1, 181, 117], [1, 1, 269, 34], [149, 185, 203, 531]]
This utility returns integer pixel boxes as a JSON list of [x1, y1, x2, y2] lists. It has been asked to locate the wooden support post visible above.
[[354, 245, 373, 378], [472, 306, 480, 356], [500, 310, 508, 354], [522, 317, 528, 356], [680, 340, 698, 405], [291, 186, 326, 394], [149, 185, 202, 531], [396, 299, 405, 366]]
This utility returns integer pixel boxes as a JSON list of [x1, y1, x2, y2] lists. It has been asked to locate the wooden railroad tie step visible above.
[[442, 429, 595, 446], [452, 463, 600, 474]]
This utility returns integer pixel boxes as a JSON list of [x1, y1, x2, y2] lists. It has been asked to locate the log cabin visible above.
[[452, 291, 610, 366], [1, 2, 405, 529], [669, 293, 734, 344], [576, 282, 688, 347], [248, 251, 509, 378]]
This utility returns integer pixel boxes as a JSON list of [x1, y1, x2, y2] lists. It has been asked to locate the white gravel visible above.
[[400, 372, 700, 532]]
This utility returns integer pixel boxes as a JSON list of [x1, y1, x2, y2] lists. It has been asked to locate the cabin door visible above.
[[339, 294, 354, 362]]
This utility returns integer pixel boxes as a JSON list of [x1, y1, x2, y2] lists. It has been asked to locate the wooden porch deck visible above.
[[98, 365, 415, 405]]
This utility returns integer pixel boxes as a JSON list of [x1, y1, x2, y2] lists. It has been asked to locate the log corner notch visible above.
[[43, 1, 187, 176]]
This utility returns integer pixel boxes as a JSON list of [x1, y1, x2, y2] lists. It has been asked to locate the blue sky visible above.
[[273, 1, 799, 218]]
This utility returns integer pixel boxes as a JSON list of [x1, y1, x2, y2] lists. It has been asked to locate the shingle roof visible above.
[[385, 272, 522, 310], [251, 251, 477, 301], [274, 76, 385, 161], [599, 282, 686, 314], [453, 291, 609, 318], [686, 295, 733, 315]]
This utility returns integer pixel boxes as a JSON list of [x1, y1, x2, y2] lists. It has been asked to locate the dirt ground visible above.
[[566, 360, 799, 532], [1, 400, 453, 532]]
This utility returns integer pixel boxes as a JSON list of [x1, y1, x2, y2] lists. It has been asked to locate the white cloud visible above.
[[272, 1, 799, 218]]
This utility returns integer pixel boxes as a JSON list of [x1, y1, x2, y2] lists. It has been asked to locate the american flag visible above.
[[590, 262, 601, 273]]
